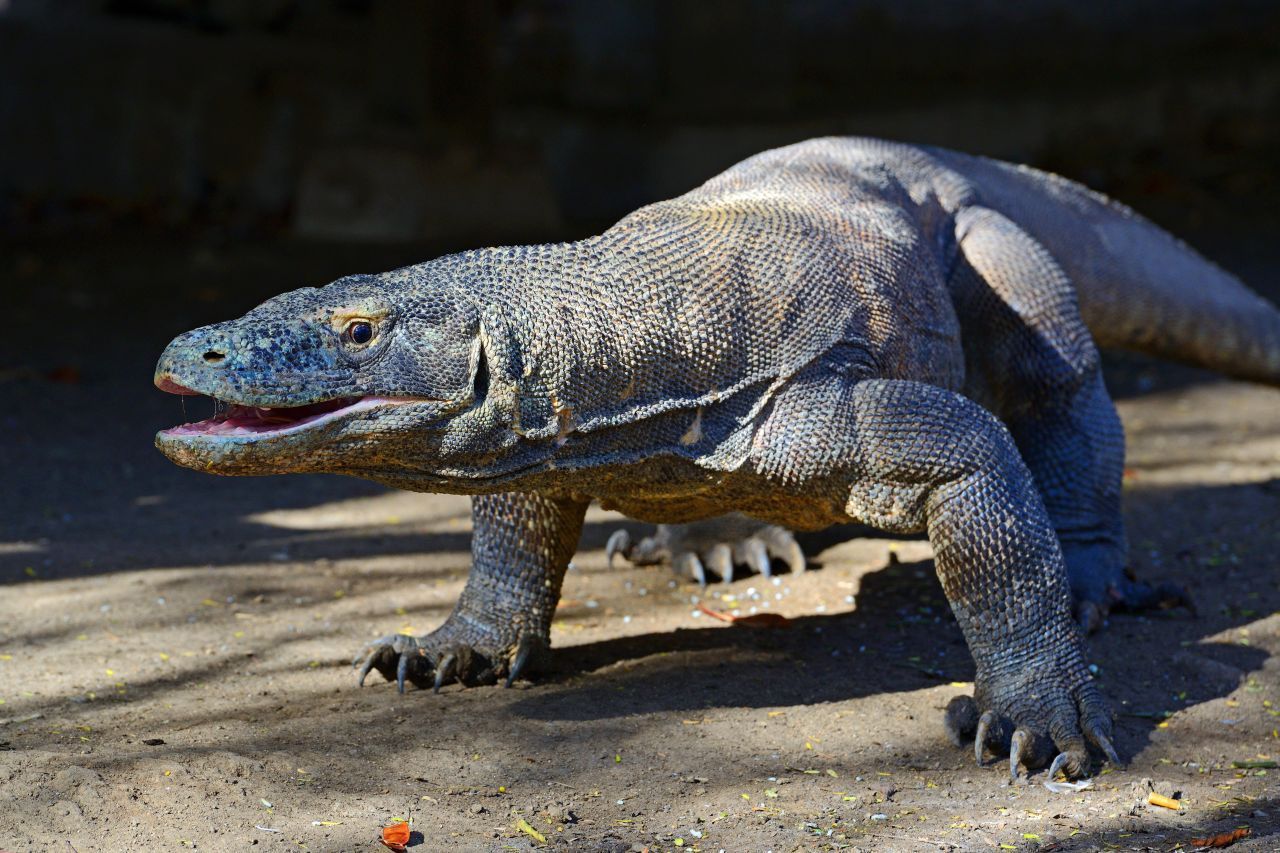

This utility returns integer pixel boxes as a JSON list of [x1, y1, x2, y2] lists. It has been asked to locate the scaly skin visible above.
[[153, 137, 1280, 782]]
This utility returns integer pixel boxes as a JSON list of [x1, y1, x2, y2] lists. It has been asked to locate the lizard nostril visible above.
[[203, 350, 226, 364]]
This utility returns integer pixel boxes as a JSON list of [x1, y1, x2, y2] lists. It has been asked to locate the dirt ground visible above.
[[2, 236, 1279, 852]]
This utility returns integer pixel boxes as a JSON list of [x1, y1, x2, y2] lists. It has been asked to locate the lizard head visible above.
[[154, 268, 486, 476]]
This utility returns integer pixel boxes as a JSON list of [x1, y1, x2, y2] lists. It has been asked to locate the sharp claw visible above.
[[674, 552, 707, 587], [1047, 752, 1070, 782], [1009, 729, 1031, 782], [706, 543, 733, 585], [506, 638, 533, 688], [761, 527, 806, 572], [606, 530, 632, 569], [740, 539, 771, 577], [434, 653, 456, 694], [975, 710, 997, 766], [944, 695, 979, 747], [781, 538, 806, 572], [396, 651, 409, 693], [1086, 723, 1121, 766], [357, 650, 379, 687]]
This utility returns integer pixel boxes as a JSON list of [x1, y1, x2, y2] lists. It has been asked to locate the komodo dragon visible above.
[[154, 137, 1280, 782]]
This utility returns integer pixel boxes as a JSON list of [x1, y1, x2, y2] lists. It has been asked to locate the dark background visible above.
[[3, 0, 1280, 246], [2, 0, 1280, 559]]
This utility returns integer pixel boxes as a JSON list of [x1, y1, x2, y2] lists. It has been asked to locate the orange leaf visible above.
[[697, 603, 791, 628], [1190, 828, 1250, 848], [381, 820, 410, 852]]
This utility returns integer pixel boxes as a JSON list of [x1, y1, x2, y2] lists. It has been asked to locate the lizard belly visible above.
[[590, 461, 850, 530]]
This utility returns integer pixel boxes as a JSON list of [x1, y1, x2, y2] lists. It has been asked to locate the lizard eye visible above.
[[345, 320, 374, 345]]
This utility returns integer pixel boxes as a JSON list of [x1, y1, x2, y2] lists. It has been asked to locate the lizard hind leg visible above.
[[949, 206, 1193, 630], [606, 514, 806, 586]]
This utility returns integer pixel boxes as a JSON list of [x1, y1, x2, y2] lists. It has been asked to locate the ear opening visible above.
[[471, 338, 491, 404]]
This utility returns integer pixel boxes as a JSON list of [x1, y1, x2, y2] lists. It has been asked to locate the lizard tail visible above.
[[965, 154, 1280, 387], [1071, 216, 1280, 388]]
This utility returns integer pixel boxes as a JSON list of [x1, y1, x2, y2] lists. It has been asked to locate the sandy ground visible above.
[[2, 238, 1279, 852]]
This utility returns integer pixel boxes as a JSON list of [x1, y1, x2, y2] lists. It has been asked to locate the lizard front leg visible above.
[[354, 492, 587, 692], [752, 374, 1118, 780]]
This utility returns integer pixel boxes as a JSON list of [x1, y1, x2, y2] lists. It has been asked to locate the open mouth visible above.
[[156, 377, 385, 439], [162, 395, 366, 438]]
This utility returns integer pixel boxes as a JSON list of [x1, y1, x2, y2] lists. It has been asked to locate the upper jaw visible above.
[[152, 318, 352, 409]]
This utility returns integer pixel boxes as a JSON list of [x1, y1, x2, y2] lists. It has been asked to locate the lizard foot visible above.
[[352, 617, 547, 694], [606, 515, 805, 586], [943, 671, 1120, 782], [1064, 543, 1195, 633]]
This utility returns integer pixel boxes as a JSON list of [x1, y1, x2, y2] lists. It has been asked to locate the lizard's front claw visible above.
[[352, 627, 542, 693], [944, 676, 1119, 782], [354, 633, 431, 693], [606, 518, 807, 586]]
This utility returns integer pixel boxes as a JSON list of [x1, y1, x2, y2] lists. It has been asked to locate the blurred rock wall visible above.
[[2, 0, 1278, 242]]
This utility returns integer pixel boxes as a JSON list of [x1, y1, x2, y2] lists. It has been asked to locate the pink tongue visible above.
[[169, 398, 358, 436]]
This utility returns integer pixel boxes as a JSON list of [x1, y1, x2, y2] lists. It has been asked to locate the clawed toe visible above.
[[505, 635, 537, 688], [1008, 728, 1056, 781], [354, 634, 423, 688], [1084, 717, 1122, 766], [604, 521, 808, 585], [674, 551, 707, 587], [605, 530, 634, 569], [1073, 578, 1194, 634], [974, 710, 1013, 765], [944, 683, 1119, 782], [1114, 578, 1196, 616], [434, 653, 456, 693], [352, 629, 543, 694], [676, 531, 804, 584]]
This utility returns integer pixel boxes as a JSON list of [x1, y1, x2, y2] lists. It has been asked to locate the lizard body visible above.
[[154, 137, 1280, 781]]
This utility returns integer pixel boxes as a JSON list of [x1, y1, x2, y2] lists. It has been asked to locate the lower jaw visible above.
[[153, 429, 317, 476], [154, 396, 425, 475]]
